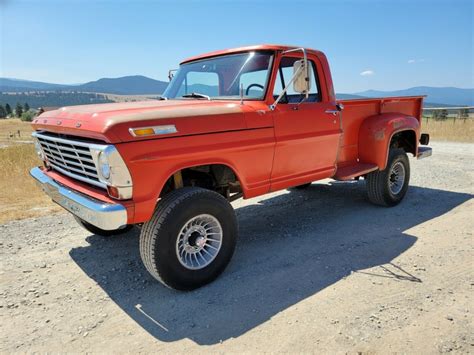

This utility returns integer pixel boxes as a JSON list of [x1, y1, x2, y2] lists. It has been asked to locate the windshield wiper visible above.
[[181, 92, 211, 100], [158, 96, 168, 100]]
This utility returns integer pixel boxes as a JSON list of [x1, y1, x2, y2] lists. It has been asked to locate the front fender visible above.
[[358, 113, 419, 170]]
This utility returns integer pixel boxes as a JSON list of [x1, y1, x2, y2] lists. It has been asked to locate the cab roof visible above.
[[180, 44, 324, 64]]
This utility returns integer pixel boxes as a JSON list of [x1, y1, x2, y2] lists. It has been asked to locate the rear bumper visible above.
[[30, 167, 128, 230], [417, 146, 432, 159]]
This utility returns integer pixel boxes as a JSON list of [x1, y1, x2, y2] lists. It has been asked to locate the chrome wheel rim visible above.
[[176, 214, 223, 270], [389, 161, 406, 195]]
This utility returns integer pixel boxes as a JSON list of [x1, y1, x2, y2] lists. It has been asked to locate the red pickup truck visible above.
[[30, 45, 432, 290]]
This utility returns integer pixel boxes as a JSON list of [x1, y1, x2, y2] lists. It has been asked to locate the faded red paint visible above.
[[32, 45, 425, 224]]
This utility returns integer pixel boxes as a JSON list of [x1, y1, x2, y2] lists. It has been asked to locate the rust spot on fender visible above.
[[392, 120, 404, 130], [374, 128, 385, 141]]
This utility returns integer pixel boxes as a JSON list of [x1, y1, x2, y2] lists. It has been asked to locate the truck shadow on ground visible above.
[[70, 181, 472, 345]]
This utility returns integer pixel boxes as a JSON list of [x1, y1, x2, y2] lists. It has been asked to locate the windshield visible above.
[[163, 51, 274, 100]]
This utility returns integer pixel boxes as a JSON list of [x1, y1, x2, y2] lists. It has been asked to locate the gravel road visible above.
[[1, 141, 473, 353]]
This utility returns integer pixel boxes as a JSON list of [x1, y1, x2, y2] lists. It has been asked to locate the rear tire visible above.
[[74, 216, 133, 236], [139, 187, 237, 290], [366, 148, 410, 207]]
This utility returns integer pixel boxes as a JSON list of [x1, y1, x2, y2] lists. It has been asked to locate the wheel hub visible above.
[[187, 231, 203, 246], [388, 161, 406, 195], [176, 214, 223, 270], [195, 235, 206, 248]]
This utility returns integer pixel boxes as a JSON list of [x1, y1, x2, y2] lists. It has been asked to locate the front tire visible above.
[[74, 216, 133, 236], [139, 187, 237, 290], [366, 148, 410, 207]]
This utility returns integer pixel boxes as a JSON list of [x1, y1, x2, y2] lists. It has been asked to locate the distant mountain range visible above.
[[0, 75, 168, 95], [0, 78, 66, 91], [354, 87, 473, 106], [335, 94, 367, 100], [1, 76, 473, 106]]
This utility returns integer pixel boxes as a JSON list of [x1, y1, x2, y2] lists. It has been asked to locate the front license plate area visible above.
[[40, 181, 99, 224]]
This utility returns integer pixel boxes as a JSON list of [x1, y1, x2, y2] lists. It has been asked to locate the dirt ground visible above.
[[1, 141, 473, 353]]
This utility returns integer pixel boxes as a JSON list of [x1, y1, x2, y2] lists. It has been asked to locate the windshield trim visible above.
[[181, 49, 275, 65], [165, 50, 275, 102]]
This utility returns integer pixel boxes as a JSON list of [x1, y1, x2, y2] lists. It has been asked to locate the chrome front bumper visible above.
[[30, 167, 128, 230]]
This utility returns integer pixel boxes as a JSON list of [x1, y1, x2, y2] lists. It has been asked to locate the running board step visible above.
[[334, 163, 378, 181]]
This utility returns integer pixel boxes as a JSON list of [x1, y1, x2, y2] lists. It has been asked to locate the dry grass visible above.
[[104, 93, 159, 102], [422, 118, 474, 143], [0, 144, 61, 224], [0, 119, 34, 145]]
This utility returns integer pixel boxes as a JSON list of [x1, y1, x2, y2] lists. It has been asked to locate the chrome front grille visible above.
[[33, 132, 106, 189]]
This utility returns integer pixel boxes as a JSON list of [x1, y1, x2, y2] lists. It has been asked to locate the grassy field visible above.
[[0, 120, 59, 223], [0, 117, 472, 224], [422, 117, 474, 142], [0, 143, 61, 224], [0, 118, 34, 145], [104, 93, 159, 102]]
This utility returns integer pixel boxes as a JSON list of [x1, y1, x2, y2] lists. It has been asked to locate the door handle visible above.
[[325, 109, 339, 116]]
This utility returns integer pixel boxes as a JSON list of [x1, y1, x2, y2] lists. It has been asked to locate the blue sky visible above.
[[1, 0, 473, 93]]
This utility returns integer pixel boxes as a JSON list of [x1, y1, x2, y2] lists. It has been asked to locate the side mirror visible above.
[[269, 47, 312, 111], [293, 60, 311, 94]]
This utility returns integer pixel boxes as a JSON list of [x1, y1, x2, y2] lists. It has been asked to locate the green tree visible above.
[[15, 103, 23, 117], [0, 105, 6, 118], [24, 102, 30, 112], [5, 103, 12, 116], [21, 110, 35, 122]]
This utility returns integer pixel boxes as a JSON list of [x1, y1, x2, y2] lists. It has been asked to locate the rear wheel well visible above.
[[390, 130, 416, 156], [160, 164, 243, 202]]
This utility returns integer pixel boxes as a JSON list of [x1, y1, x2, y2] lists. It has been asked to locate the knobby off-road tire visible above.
[[139, 187, 238, 291], [74, 216, 133, 237], [366, 148, 410, 207]]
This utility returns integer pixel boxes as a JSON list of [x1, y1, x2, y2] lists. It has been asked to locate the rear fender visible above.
[[358, 113, 419, 170]]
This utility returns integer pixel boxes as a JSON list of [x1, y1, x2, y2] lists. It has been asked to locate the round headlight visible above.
[[98, 152, 111, 180], [34, 140, 44, 160]]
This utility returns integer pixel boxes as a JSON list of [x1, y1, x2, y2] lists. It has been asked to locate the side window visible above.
[[239, 69, 268, 99], [176, 71, 219, 97], [272, 57, 320, 103]]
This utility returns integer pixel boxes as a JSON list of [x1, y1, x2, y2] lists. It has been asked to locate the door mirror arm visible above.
[[168, 69, 178, 81], [269, 48, 310, 111]]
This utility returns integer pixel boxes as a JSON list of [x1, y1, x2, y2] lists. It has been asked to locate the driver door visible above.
[[270, 55, 342, 191]]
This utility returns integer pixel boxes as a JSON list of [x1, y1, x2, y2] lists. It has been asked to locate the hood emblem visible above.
[[75, 122, 82, 128], [57, 120, 62, 125]]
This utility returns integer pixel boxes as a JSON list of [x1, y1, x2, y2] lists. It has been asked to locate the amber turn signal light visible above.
[[129, 125, 178, 137], [130, 128, 155, 136]]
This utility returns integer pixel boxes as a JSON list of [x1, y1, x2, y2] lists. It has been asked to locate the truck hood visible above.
[[31, 100, 248, 143]]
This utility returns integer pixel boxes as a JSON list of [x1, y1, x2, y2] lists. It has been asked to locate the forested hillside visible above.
[[0, 92, 113, 109]]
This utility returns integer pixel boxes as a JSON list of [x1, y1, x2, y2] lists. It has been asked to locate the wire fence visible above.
[[422, 106, 473, 123]]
